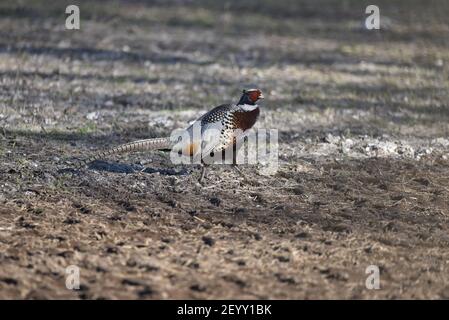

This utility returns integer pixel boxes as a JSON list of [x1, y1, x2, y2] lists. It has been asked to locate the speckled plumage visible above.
[[188, 102, 260, 158], [79, 89, 263, 167]]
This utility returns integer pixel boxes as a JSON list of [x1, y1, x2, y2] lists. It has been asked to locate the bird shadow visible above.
[[89, 160, 189, 175], [58, 160, 190, 176]]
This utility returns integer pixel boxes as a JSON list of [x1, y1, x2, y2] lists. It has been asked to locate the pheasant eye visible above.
[[249, 91, 260, 102]]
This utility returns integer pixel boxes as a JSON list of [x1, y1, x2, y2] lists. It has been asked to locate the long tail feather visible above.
[[77, 137, 171, 168]]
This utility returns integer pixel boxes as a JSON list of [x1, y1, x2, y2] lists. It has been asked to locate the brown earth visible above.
[[1, 0, 449, 299]]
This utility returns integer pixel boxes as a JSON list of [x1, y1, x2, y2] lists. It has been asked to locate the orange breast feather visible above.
[[183, 142, 199, 156]]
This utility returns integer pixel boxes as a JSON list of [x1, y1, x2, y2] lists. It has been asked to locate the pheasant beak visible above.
[[258, 93, 264, 100]]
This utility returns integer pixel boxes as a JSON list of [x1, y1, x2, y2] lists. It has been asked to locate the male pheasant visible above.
[[79, 89, 264, 182]]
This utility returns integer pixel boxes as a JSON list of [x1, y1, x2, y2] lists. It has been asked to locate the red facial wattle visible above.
[[249, 90, 262, 103]]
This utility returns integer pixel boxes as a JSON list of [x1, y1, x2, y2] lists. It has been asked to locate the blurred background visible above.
[[1, 0, 448, 138]]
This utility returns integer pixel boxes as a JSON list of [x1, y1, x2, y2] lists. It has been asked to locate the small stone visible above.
[[202, 236, 215, 246], [209, 197, 221, 207], [86, 111, 99, 120]]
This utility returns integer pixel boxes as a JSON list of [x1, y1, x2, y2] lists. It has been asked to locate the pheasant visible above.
[[78, 89, 264, 182]]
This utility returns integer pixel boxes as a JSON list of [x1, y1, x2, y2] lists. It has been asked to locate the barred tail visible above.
[[77, 137, 172, 168]]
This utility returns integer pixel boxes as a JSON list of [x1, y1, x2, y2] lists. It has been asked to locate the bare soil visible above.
[[1, 0, 449, 299]]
